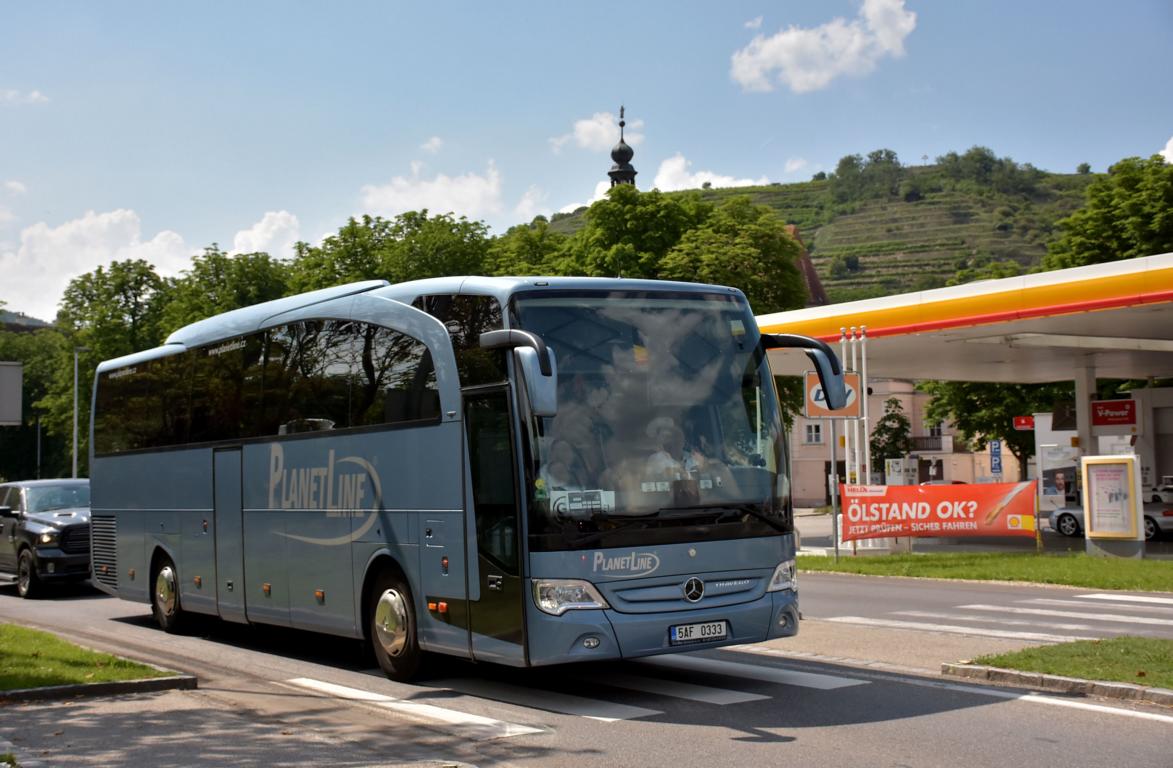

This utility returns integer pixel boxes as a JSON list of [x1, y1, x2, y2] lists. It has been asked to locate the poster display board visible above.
[[1081, 455, 1143, 540], [839, 482, 1037, 542]]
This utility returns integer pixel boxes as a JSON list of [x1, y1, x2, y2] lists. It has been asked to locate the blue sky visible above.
[[2, 0, 1171, 321]]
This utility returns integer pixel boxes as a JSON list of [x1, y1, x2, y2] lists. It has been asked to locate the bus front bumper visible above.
[[527, 589, 798, 667]]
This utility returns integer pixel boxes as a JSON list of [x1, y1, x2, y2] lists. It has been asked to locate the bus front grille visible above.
[[89, 515, 118, 588]]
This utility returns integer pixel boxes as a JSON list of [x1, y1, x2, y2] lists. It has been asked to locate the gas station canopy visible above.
[[758, 252, 1173, 384]]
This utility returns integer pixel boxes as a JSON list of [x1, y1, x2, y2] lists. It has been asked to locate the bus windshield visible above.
[[512, 290, 789, 552]]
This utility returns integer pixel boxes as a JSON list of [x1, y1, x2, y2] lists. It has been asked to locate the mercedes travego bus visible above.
[[89, 277, 844, 681]]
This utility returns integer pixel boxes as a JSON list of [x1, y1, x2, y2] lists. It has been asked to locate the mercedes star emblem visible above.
[[682, 577, 705, 603]]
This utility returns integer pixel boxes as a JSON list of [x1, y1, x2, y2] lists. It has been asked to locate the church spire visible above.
[[608, 105, 637, 187]]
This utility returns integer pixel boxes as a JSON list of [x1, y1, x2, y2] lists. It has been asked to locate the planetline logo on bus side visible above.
[[267, 443, 385, 545]]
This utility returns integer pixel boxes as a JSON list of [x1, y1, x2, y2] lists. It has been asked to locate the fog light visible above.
[[778, 613, 790, 629], [47, 563, 56, 574], [583, 636, 601, 649]]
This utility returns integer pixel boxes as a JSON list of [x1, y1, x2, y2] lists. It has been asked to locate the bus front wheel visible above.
[[152, 554, 186, 633], [369, 571, 424, 682]]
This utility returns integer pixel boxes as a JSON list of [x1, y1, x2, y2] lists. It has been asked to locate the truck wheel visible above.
[[152, 554, 187, 633], [369, 570, 425, 682], [17, 548, 41, 599]]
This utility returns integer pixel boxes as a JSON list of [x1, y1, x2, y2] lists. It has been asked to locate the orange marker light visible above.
[[438, 601, 449, 614], [314, 589, 325, 602], [263, 582, 272, 596], [427, 601, 438, 612]]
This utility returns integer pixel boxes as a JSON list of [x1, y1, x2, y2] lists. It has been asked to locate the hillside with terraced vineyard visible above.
[[550, 148, 1097, 302]]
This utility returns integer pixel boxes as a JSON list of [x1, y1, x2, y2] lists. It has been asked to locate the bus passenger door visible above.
[[213, 448, 247, 624], [464, 389, 526, 665]]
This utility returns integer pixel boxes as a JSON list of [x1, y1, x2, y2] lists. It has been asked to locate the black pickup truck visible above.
[[0, 479, 91, 598]]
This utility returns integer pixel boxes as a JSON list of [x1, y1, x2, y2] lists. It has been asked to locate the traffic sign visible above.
[[990, 439, 1003, 475], [803, 371, 861, 419]]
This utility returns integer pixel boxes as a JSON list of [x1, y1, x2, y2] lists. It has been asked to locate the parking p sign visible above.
[[990, 439, 1003, 476]]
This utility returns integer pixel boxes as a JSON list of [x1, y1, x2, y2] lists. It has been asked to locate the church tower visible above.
[[607, 106, 638, 187]]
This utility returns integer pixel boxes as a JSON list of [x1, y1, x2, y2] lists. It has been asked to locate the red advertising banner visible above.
[[839, 482, 1038, 541], [1012, 415, 1035, 431], [1091, 399, 1136, 426]]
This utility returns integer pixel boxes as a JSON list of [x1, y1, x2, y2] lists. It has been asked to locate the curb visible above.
[[0, 673, 197, 703], [941, 663, 1173, 707]]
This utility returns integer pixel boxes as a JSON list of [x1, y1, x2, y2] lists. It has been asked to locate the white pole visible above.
[[861, 325, 871, 484], [850, 327, 860, 485], [829, 416, 839, 561], [72, 349, 79, 479], [840, 328, 850, 484]]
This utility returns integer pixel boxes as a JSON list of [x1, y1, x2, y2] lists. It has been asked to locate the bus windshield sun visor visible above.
[[479, 329, 553, 376], [760, 333, 848, 411]]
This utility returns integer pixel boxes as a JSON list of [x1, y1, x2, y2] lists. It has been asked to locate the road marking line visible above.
[[574, 670, 770, 704], [894, 610, 1119, 634], [1076, 593, 1173, 606], [924, 680, 1173, 725], [284, 677, 543, 738], [961, 604, 1173, 626], [638, 654, 868, 690], [433, 678, 662, 722], [824, 616, 1089, 643]]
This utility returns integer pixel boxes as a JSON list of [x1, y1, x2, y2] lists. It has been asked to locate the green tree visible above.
[[486, 217, 567, 275], [870, 397, 913, 468], [288, 215, 396, 292], [160, 245, 290, 334], [39, 259, 170, 476], [919, 381, 1072, 480], [382, 210, 489, 282], [1043, 155, 1173, 269], [1077, 162, 1091, 175], [0, 327, 69, 480], [659, 196, 807, 313]]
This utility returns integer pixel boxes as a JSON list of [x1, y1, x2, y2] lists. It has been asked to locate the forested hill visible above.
[[550, 148, 1097, 302]]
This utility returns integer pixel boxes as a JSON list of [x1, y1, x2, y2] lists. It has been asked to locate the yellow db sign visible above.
[[804, 371, 861, 419]]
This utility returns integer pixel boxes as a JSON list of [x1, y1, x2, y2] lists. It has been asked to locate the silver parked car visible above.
[[1049, 502, 1170, 541]]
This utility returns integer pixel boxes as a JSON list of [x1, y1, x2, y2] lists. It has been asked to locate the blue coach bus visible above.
[[89, 277, 844, 681]]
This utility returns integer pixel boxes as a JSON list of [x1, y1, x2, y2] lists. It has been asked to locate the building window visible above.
[[928, 421, 943, 438], [804, 423, 823, 444]]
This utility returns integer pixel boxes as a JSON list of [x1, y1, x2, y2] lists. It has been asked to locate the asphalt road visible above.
[[0, 581, 1170, 768]]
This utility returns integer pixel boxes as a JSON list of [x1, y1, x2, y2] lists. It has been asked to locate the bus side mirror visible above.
[[479, 329, 558, 417], [761, 333, 847, 411]]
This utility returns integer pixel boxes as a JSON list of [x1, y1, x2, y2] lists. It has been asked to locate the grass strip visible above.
[[974, 637, 1173, 689], [0, 624, 167, 691], [796, 552, 1173, 592]]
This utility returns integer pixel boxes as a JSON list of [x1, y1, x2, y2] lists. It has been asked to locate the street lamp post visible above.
[[72, 347, 89, 478]]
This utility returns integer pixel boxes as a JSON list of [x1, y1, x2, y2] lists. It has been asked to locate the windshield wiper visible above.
[[656, 503, 789, 533]]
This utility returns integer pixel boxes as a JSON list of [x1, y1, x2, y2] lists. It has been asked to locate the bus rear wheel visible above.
[[152, 555, 186, 633], [369, 571, 424, 682]]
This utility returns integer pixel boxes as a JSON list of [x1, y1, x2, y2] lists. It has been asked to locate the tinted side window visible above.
[[94, 354, 189, 453], [189, 333, 266, 443], [350, 323, 440, 426], [259, 321, 353, 436], [413, 294, 506, 387]]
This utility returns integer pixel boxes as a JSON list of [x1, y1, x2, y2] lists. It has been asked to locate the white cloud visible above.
[[653, 153, 769, 191], [514, 186, 551, 222], [0, 207, 14, 225], [784, 157, 809, 174], [360, 161, 504, 220], [745, 16, 763, 30], [559, 181, 612, 214], [1161, 136, 1173, 163], [4, 181, 27, 195], [231, 210, 301, 256], [0, 89, 49, 105], [549, 111, 645, 154], [0, 209, 194, 321], [420, 136, 444, 154], [730, 0, 916, 93]]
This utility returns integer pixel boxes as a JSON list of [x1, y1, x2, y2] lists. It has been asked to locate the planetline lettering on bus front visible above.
[[267, 443, 386, 546]]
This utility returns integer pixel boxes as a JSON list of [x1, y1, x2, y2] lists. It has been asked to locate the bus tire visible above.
[[151, 553, 186, 633], [369, 570, 424, 682], [17, 548, 41, 599]]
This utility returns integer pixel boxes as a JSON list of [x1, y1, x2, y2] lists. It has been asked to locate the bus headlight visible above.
[[531, 579, 611, 616], [766, 559, 796, 592], [38, 530, 60, 546]]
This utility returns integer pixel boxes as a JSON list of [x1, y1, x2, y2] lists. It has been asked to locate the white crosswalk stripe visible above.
[[283, 677, 543, 738], [638, 653, 869, 690], [1076, 593, 1173, 606], [893, 610, 1128, 634], [824, 616, 1091, 643], [569, 669, 770, 704], [432, 678, 663, 722], [959, 603, 1173, 626], [1023, 597, 1173, 614]]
